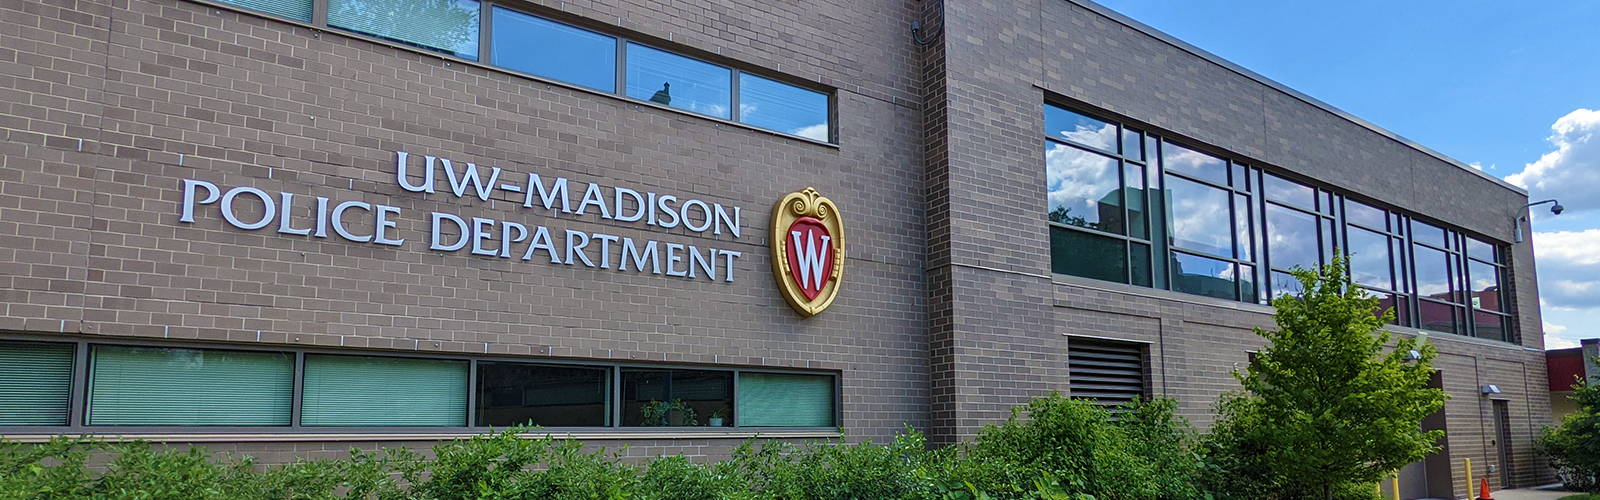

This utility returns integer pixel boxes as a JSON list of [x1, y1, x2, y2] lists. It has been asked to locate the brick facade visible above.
[[0, 0, 1554, 493]]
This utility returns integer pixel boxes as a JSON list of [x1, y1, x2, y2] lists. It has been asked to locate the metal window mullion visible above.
[[615, 39, 627, 100], [313, 0, 328, 28], [477, 1, 493, 65], [291, 351, 305, 428], [731, 369, 740, 428], [465, 359, 478, 427], [730, 70, 741, 124], [611, 365, 622, 427], [68, 340, 89, 429]]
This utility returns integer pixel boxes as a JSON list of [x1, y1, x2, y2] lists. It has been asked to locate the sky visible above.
[[1088, 0, 1600, 349]]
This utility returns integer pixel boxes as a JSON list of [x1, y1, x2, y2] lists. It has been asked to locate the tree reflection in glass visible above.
[[1047, 142, 1123, 234], [329, 0, 480, 60]]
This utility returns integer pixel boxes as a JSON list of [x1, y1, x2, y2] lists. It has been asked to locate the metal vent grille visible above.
[[1067, 338, 1147, 406]]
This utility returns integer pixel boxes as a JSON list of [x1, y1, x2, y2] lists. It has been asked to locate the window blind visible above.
[[87, 346, 293, 426], [216, 0, 312, 22], [0, 341, 74, 426], [302, 355, 467, 426], [737, 373, 834, 427]]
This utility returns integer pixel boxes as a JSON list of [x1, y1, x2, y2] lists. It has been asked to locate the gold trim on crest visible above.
[[771, 187, 845, 317]]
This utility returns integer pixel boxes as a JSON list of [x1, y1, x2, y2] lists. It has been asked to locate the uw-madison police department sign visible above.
[[174, 150, 841, 317]]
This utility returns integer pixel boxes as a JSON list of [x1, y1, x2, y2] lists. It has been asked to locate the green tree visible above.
[[1537, 360, 1600, 492], [1204, 257, 1446, 500]]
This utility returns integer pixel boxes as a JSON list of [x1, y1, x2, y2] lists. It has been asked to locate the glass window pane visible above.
[[1368, 290, 1409, 326], [737, 373, 834, 427], [622, 369, 731, 427], [1166, 174, 1232, 257], [1469, 260, 1502, 312], [476, 362, 609, 427], [1265, 203, 1319, 271], [1466, 237, 1496, 262], [1051, 226, 1128, 283], [1161, 141, 1227, 185], [1048, 142, 1124, 234], [1345, 199, 1387, 230], [88, 346, 292, 426], [739, 73, 829, 141], [1392, 238, 1409, 292], [1272, 270, 1303, 298], [1473, 311, 1506, 342], [1131, 242, 1152, 288], [0, 341, 74, 425], [1231, 163, 1247, 189], [329, 0, 480, 61], [626, 43, 731, 119], [491, 8, 615, 92], [1418, 300, 1461, 335], [1045, 104, 1116, 152], [1171, 252, 1238, 301], [217, 0, 312, 21], [1347, 226, 1393, 290], [1321, 218, 1337, 265], [1413, 245, 1453, 302], [1122, 128, 1144, 160], [1125, 163, 1147, 239], [1262, 173, 1315, 209], [1410, 220, 1447, 247], [303, 355, 467, 426], [1233, 194, 1252, 261], [1240, 264, 1257, 304]]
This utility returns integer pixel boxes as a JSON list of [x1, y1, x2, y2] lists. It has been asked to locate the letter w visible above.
[[441, 159, 500, 201], [791, 229, 831, 291]]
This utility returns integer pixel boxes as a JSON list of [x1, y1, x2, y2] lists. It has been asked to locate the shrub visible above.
[[1538, 363, 1600, 493]]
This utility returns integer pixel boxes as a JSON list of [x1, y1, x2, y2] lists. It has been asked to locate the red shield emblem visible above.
[[771, 188, 844, 317]]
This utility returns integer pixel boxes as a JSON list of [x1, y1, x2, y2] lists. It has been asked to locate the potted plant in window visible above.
[[640, 399, 699, 426], [707, 408, 728, 427]]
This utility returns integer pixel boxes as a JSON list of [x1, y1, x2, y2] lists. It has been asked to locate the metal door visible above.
[[1493, 400, 1514, 487]]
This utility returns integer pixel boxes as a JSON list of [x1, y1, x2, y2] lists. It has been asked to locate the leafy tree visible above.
[[1537, 360, 1600, 492], [1204, 257, 1446, 500]]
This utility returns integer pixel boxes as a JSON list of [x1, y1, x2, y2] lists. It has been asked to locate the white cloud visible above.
[[1506, 109, 1600, 214], [1532, 229, 1600, 309], [1547, 335, 1580, 349], [1545, 321, 1569, 334]]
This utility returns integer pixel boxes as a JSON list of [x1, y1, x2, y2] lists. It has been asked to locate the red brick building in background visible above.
[[0, 0, 1556, 497]]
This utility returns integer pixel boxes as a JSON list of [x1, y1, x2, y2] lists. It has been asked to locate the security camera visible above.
[[1552, 203, 1565, 215]]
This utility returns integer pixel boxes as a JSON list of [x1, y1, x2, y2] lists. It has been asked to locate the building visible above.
[[0, 0, 1554, 496], [1548, 339, 1599, 420]]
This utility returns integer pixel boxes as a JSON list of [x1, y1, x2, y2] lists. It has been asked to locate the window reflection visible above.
[[1171, 252, 1237, 300], [739, 74, 829, 141], [222, 0, 312, 21], [622, 369, 731, 427], [476, 362, 610, 427], [1166, 175, 1231, 257], [1265, 203, 1318, 271], [1047, 143, 1124, 234], [1344, 199, 1387, 230], [1466, 238, 1495, 261], [1051, 226, 1128, 283], [1410, 220, 1446, 248], [1413, 245, 1452, 300], [626, 43, 731, 119], [1045, 105, 1116, 152], [1262, 173, 1315, 209], [329, 0, 480, 60], [1418, 300, 1460, 335], [1468, 260, 1501, 312], [1347, 226, 1391, 290], [491, 8, 616, 92], [1161, 142, 1227, 185], [1272, 270, 1302, 297], [1473, 311, 1505, 342]]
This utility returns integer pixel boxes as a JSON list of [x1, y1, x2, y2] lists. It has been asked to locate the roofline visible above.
[[1067, 0, 1529, 196]]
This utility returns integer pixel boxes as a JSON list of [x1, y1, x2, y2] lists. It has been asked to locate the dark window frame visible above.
[[0, 335, 840, 434]]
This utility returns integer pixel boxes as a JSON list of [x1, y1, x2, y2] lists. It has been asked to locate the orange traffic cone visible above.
[[1477, 477, 1493, 499]]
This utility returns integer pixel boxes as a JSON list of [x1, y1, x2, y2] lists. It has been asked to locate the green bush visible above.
[[1538, 365, 1600, 493]]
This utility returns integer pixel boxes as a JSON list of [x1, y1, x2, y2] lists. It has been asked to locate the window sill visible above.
[[1051, 273, 1276, 315], [0, 429, 842, 444]]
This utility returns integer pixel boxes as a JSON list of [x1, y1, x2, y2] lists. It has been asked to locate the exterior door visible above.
[[1493, 400, 1514, 487]]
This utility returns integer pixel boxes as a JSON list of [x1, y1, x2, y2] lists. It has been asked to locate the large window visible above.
[[204, 0, 835, 142], [1044, 102, 1515, 343], [87, 346, 294, 426], [0, 340, 838, 430]]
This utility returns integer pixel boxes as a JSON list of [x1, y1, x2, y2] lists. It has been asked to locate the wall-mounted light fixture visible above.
[[1514, 199, 1564, 243], [1480, 384, 1502, 395]]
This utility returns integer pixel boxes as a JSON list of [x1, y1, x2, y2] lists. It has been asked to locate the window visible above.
[[1466, 236, 1510, 342], [738, 73, 830, 142], [216, 0, 311, 21], [1045, 103, 1152, 286], [625, 43, 732, 119], [302, 355, 468, 426], [0, 341, 74, 426], [87, 346, 293, 426], [490, 7, 616, 92], [476, 362, 610, 427], [737, 373, 835, 427], [329, 0, 481, 61], [1067, 337, 1147, 407], [622, 368, 732, 426]]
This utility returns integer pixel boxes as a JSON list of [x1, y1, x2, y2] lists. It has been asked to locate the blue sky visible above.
[[1089, 0, 1600, 349]]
